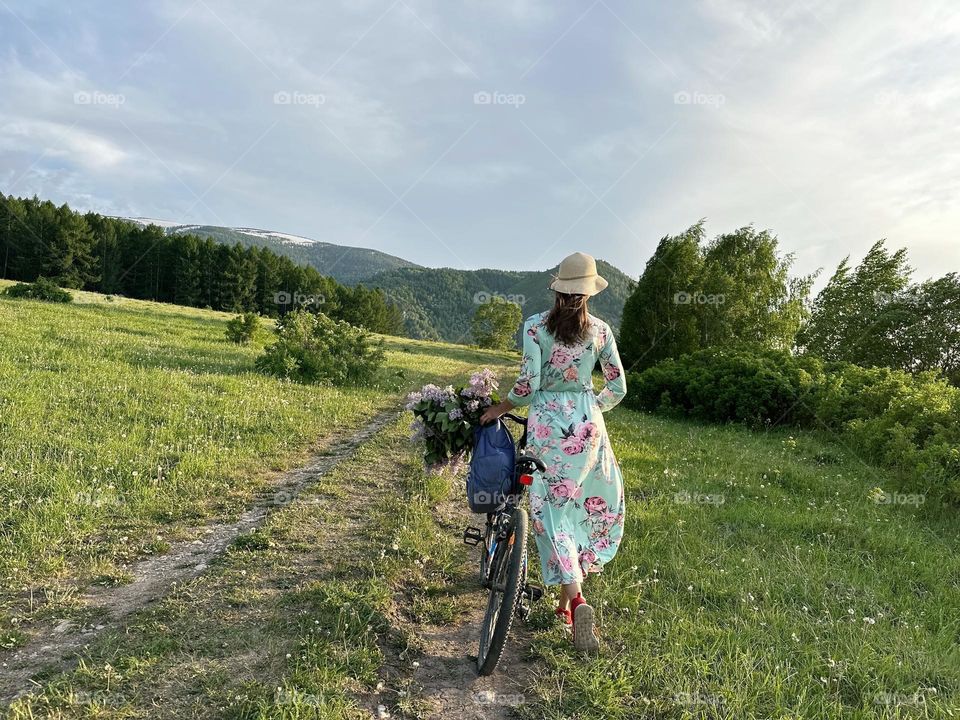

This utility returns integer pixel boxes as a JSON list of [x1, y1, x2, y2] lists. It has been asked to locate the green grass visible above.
[[4, 413, 474, 719], [522, 410, 960, 719], [4, 283, 959, 719], [0, 286, 515, 648]]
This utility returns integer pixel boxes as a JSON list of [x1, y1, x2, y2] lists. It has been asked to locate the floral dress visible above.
[[506, 311, 627, 586]]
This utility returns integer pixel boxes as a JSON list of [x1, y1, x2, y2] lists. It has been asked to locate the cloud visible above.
[[0, 0, 957, 281]]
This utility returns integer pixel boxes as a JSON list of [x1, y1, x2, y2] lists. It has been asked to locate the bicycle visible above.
[[462, 412, 546, 675]]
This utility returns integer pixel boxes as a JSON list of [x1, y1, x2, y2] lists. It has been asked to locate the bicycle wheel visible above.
[[477, 507, 528, 675]]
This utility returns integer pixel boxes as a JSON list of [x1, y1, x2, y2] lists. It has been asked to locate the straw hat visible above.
[[549, 252, 608, 296]]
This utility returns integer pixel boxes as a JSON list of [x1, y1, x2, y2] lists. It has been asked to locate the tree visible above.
[[842, 272, 960, 385], [797, 240, 912, 365], [172, 234, 202, 307], [0, 192, 415, 339], [619, 223, 811, 373], [697, 226, 812, 350], [472, 297, 522, 350], [618, 222, 704, 371], [218, 243, 257, 312], [42, 206, 100, 289]]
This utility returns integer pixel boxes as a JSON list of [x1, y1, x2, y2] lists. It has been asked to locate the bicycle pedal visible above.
[[525, 584, 544, 602], [462, 526, 484, 546]]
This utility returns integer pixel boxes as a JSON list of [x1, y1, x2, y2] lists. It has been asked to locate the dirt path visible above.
[[0, 408, 401, 706], [376, 482, 538, 719]]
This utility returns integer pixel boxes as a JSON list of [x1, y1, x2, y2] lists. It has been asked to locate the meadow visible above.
[[2, 286, 958, 719], [0, 282, 515, 653]]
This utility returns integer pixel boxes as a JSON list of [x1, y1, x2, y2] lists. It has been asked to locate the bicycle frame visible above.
[[474, 412, 545, 589]]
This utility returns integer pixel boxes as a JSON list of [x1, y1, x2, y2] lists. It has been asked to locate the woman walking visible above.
[[480, 252, 627, 653]]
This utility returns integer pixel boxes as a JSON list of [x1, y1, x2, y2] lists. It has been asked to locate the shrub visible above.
[[626, 347, 960, 504], [626, 346, 824, 427], [255, 310, 385, 385], [3, 277, 73, 303], [225, 312, 261, 344]]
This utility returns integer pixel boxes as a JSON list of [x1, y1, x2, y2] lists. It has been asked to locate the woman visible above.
[[480, 251, 627, 653]]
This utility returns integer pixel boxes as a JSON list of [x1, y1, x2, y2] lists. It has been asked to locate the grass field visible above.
[[523, 411, 960, 719], [3, 286, 959, 719], [0, 284, 516, 653]]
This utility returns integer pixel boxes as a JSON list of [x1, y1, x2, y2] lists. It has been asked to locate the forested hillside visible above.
[[370, 261, 635, 341], [119, 219, 420, 285], [0, 195, 404, 334], [2, 194, 638, 344]]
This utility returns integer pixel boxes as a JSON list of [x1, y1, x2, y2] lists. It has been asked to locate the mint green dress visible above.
[[506, 311, 627, 586]]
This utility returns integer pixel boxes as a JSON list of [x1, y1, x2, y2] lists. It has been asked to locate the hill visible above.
[[369, 259, 636, 342], [117, 218, 421, 285], [118, 216, 637, 344], [3, 281, 957, 718]]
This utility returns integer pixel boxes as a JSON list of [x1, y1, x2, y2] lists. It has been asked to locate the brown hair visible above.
[[546, 292, 589, 345]]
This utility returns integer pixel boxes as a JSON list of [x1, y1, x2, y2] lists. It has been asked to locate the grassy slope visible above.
[[0, 283, 516, 649], [3, 282, 959, 719], [14, 405, 958, 719], [524, 410, 960, 719], [6, 402, 468, 719]]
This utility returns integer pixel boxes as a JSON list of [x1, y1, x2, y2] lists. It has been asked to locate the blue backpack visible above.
[[466, 420, 516, 513]]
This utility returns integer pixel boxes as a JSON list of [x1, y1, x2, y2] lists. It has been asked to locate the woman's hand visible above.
[[480, 400, 512, 425]]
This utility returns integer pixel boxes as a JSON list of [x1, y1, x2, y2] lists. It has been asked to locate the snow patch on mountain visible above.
[[232, 227, 317, 246]]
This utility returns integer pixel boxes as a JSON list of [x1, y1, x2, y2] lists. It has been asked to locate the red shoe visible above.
[[555, 607, 572, 625], [570, 593, 599, 654]]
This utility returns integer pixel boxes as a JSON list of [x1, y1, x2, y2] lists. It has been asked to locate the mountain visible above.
[[116, 218, 420, 285], [117, 217, 636, 343], [369, 261, 636, 342]]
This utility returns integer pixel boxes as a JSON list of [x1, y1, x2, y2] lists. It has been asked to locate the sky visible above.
[[2, 0, 959, 285]]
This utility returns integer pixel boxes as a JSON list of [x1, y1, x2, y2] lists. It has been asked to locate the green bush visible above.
[[255, 309, 385, 385], [225, 312, 261, 344], [626, 347, 960, 503], [627, 346, 824, 427], [3, 277, 73, 303]]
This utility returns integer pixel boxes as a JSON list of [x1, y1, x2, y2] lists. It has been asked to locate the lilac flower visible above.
[[408, 370, 500, 475], [461, 368, 498, 400]]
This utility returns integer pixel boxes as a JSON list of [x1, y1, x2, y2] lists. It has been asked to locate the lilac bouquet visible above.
[[406, 369, 500, 473]]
